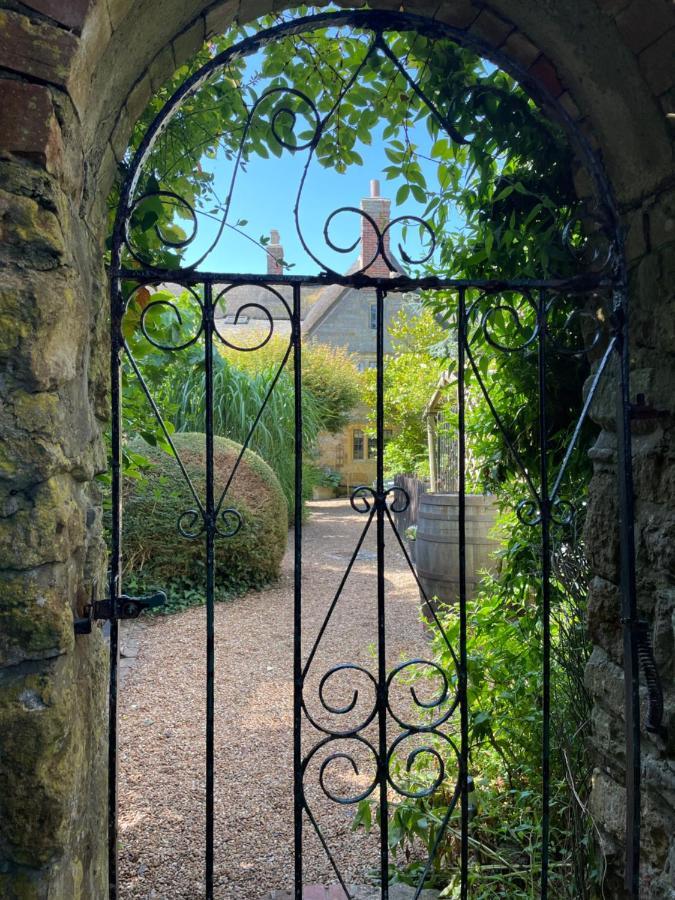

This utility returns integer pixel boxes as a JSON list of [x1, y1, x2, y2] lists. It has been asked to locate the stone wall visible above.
[[308, 288, 409, 356], [0, 69, 110, 898], [0, 0, 673, 897], [585, 181, 675, 898]]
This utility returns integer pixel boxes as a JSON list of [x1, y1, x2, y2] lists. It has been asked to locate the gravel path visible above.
[[118, 499, 435, 899]]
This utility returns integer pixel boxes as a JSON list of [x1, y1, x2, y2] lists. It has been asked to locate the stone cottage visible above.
[[302, 180, 418, 489], [215, 180, 419, 490]]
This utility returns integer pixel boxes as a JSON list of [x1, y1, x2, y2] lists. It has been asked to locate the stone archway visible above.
[[0, 2, 673, 897]]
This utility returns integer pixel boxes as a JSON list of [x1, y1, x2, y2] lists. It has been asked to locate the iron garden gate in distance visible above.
[[96, 10, 653, 899]]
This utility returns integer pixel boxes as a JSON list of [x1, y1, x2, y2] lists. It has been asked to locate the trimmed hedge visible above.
[[123, 433, 288, 612]]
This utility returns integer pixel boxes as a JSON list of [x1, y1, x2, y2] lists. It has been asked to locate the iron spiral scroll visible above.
[[104, 8, 641, 900], [297, 483, 464, 898]]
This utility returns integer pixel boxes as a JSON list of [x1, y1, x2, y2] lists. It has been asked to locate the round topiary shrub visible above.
[[122, 432, 288, 612]]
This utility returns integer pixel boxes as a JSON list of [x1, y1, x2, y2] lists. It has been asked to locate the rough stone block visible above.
[[469, 9, 514, 49], [648, 190, 675, 251], [639, 509, 675, 585], [68, 0, 113, 114], [0, 80, 64, 174], [110, 104, 131, 163], [558, 90, 582, 121], [21, 0, 93, 33], [653, 584, 675, 661], [0, 564, 75, 668], [584, 471, 620, 581], [0, 10, 79, 88], [528, 54, 564, 99], [205, 2, 237, 37], [0, 641, 107, 887], [628, 245, 675, 354], [589, 767, 626, 845], [0, 267, 89, 396], [434, 0, 479, 30], [594, 0, 632, 12], [623, 207, 647, 261], [148, 43, 176, 94], [615, 0, 675, 55], [630, 432, 673, 504], [124, 73, 153, 130], [173, 16, 206, 68], [106, 0, 134, 29], [0, 475, 86, 570], [502, 30, 540, 70], [0, 189, 66, 269], [639, 29, 675, 96], [587, 576, 623, 662], [586, 647, 626, 716]]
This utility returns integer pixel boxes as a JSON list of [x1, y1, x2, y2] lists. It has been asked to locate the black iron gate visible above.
[[96, 10, 651, 899]]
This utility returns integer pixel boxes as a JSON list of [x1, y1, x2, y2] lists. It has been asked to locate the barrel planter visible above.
[[416, 493, 498, 617]]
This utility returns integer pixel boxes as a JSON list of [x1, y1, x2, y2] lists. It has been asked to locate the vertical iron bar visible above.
[[538, 291, 551, 899], [108, 279, 123, 900], [376, 287, 389, 900], [457, 289, 469, 898], [614, 290, 640, 897], [204, 283, 215, 900], [293, 284, 304, 900]]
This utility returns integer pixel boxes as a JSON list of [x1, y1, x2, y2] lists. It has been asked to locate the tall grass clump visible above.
[[173, 353, 323, 520]]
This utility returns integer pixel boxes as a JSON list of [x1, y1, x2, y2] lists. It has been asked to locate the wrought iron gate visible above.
[[98, 10, 650, 899]]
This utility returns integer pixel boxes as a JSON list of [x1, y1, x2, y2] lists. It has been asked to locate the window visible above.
[[370, 304, 377, 329], [335, 445, 345, 466], [367, 429, 393, 459], [352, 429, 364, 460]]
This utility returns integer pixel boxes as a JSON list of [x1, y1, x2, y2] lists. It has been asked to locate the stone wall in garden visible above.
[[0, 0, 672, 896], [585, 180, 675, 898]]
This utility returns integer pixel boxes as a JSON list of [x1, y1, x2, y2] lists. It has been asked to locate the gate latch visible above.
[[74, 591, 167, 634]]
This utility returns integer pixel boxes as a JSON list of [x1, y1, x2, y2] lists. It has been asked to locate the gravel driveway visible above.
[[118, 499, 438, 899]]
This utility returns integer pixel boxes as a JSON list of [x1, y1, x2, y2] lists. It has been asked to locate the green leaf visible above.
[[396, 183, 410, 205]]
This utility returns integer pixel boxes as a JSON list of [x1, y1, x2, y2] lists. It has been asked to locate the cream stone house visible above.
[[301, 180, 417, 489], [206, 180, 419, 489]]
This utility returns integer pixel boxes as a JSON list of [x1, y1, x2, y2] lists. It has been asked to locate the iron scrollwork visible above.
[[107, 9, 633, 900]]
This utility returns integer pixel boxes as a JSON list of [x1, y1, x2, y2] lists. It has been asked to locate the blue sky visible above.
[[179, 41, 469, 276], [188, 124, 454, 276]]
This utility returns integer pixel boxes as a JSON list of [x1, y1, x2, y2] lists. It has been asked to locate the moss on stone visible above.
[[0, 569, 74, 668]]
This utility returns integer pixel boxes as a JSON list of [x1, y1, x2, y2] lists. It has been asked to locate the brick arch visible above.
[[0, 2, 673, 899], [6, 1, 672, 207]]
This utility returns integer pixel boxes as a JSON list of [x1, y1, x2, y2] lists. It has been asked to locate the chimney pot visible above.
[[267, 229, 283, 276], [360, 180, 392, 276]]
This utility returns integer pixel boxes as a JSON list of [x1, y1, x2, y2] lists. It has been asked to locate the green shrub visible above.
[[173, 353, 322, 523], [122, 432, 287, 613]]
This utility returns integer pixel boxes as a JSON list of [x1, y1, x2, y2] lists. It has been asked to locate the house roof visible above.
[[302, 251, 408, 337], [301, 258, 362, 336]]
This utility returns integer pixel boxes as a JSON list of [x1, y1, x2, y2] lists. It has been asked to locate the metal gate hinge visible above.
[[74, 591, 167, 634]]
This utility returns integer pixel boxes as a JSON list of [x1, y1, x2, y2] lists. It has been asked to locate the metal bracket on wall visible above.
[[74, 591, 167, 634]]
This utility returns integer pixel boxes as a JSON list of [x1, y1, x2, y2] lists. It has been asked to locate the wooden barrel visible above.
[[416, 493, 498, 615]]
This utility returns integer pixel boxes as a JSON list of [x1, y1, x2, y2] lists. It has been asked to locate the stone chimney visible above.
[[267, 229, 283, 276], [360, 179, 392, 277]]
